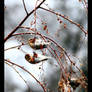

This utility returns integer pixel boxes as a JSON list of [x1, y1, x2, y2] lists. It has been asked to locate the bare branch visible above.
[[22, 0, 28, 15], [5, 59, 47, 92], [39, 7, 88, 35], [4, 0, 46, 42], [5, 43, 27, 51], [5, 62, 32, 92]]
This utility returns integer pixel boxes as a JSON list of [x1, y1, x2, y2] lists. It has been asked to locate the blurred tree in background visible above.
[[4, 0, 88, 92]]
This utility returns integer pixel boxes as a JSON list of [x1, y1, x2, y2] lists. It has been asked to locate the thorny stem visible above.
[[39, 7, 88, 35], [4, 0, 46, 42], [5, 59, 47, 92]]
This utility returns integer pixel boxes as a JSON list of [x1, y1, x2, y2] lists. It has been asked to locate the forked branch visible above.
[[4, 0, 46, 42]]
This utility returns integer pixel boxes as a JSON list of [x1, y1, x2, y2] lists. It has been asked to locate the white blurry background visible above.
[[5, 0, 88, 92]]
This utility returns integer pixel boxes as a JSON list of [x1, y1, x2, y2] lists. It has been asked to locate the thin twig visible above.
[[4, 0, 46, 42], [5, 59, 47, 92], [11, 30, 87, 80], [22, 0, 28, 15], [83, 0, 88, 14], [39, 7, 88, 35], [34, 0, 39, 32], [5, 43, 27, 51], [5, 62, 32, 92], [11, 32, 69, 79]]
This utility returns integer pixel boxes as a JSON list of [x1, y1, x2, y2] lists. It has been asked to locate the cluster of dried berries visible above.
[[58, 76, 87, 92]]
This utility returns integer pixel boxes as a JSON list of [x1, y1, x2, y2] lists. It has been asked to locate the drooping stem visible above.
[[39, 7, 88, 35], [5, 59, 47, 92]]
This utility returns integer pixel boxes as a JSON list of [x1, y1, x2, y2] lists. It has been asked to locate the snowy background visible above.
[[5, 0, 88, 92]]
